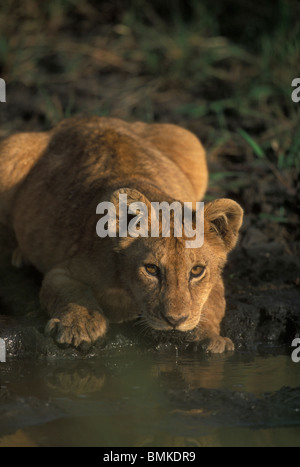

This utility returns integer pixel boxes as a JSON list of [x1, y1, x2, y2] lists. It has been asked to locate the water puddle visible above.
[[0, 348, 300, 446]]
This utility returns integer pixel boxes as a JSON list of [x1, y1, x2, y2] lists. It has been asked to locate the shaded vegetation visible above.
[[0, 0, 299, 173]]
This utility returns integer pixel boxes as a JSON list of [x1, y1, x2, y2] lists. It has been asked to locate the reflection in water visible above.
[[0, 348, 299, 446]]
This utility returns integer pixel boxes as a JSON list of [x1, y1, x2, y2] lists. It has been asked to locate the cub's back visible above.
[[0, 116, 208, 273], [0, 132, 50, 225]]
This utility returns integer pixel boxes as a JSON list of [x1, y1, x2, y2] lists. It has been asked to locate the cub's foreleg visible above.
[[41, 268, 108, 349]]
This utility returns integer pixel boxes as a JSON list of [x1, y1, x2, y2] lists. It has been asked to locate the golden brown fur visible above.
[[0, 116, 243, 352]]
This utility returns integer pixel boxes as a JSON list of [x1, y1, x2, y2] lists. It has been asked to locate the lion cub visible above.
[[0, 117, 243, 353]]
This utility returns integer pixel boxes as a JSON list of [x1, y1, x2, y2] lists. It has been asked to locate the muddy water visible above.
[[0, 348, 300, 447]]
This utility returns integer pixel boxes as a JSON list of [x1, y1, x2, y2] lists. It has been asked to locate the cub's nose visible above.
[[162, 313, 188, 329]]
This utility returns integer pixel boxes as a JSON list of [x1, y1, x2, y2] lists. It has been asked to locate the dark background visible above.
[[0, 0, 299, 204]]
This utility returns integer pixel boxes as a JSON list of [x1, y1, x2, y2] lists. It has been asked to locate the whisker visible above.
[[133, 316, 152, 339]]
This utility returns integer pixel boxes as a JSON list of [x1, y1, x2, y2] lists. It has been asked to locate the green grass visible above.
[[238, 129, 265, 159]]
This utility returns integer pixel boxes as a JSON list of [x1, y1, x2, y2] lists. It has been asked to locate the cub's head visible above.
[[108, 188, 243, 333]]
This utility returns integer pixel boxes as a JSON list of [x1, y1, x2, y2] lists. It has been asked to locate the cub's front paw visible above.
[[45, 309, 108, 350], [200, 335, 235, 353], [188, 329, 235, 354]]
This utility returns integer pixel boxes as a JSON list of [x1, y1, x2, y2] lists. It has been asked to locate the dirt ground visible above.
[[0, 0, 299, 356]]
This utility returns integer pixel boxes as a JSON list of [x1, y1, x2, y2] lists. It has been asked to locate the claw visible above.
[[44, 311, 107, 350]]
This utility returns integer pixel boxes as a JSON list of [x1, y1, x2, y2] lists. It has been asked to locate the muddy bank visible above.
[[0, 219, 299, 359], [0, 287, 299, 360], [222, 216, 300, 350], [0, 177, 299, 359]]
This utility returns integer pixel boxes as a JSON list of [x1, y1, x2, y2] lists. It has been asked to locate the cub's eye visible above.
[[145, 264, 160, 277], [190, 265, 205, 279]]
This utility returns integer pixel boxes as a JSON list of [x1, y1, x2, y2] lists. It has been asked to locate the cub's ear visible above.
[[110, 187, 151, 211], [204, 198, 243, 251], [109, 187, 152, 248]]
